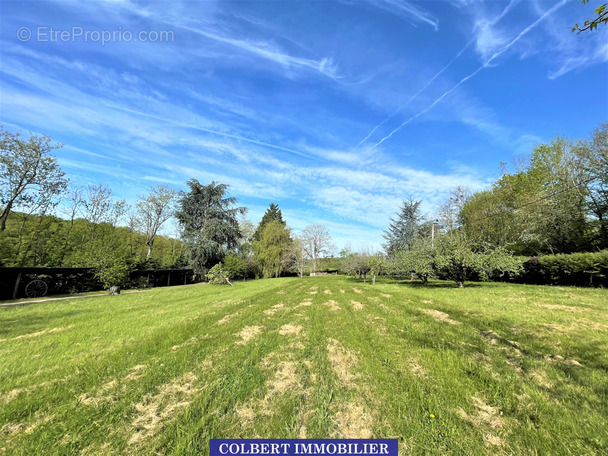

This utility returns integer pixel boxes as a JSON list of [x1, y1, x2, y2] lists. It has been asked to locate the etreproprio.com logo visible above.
[[17, 26, 174, 45]]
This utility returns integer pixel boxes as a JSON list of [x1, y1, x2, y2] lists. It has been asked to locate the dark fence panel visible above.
[[0, 267, 194, 300]]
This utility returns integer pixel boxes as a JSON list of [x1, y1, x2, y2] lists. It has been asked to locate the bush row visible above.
[[515, 251, 608, 287]]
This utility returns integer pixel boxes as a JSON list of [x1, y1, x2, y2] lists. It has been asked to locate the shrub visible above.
[[223, 254, 248, 280], [518, 251, 608, 287], [394, 238, 436, 284], [94, 260, 132, 289], [433, 234, 522, 288], [206, 263, 233, 286]]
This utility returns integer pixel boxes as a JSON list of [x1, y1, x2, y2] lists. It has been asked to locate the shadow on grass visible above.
[[0, 309, 91, 337], [345, 275, 485, 289], [403, 281, 484, 289]]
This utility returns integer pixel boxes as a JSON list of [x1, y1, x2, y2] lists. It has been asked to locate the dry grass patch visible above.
[[1, 377, 67, 406], [78, 376, 126, 407], [0, 422, 23, 436], [79, 378, 124, 407], [252, 360, 303, 417], [264, 303, 285, 316], [323, 300, 341, 312], [128, 372, 199, 445], [324, 289, 332, 295], [380, 293, 392, 298], [366, 316, 387, 335], [216, 311, 241, 325], [421, 309, 461, 325], [297, 300, 313, 308], [268, 361, 299, 395], [339, 289, 345, 294], [279, 324, 303, 336], [350, 301, 364, 311], [353, 288, 363, 294], [405, 358, 426, 378], [235, 326, 263, 345], [457, 396, 505, 447], [368, 297, 380, 303], [1, 388, 26, 405], [124, 364, 147, 381], [421, 300, 433, 304], [171, 335, 206, 351], [24, 413, 54, 435], [334, 402, 373, 438], [276, 290, 285, 295], [0, 327, 66, 342], [235, 406, 256, 424], [529, 369, 553, 388], [481, 330, 524, 352], [327, 338, 358, 385]]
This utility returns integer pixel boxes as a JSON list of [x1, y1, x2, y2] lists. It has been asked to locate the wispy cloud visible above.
[[352, 41, 472, 151], [470, 0, 521, 60], [548, 41, 608, 78], [1, 0, 602, 250], [372, 0, 568, 148], [341, 0, 439, 30], [353, 0, 521, 150], [181, 25, 342, 79]]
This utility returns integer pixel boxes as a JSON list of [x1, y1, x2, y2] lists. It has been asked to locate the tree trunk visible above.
[[15, 214, 29, 263], [372, 272, 376, 285], [60, 214, 77, 265], [146, 235, 155, 259], [0, 201, 14, 232], [457, 281, 464, 288]]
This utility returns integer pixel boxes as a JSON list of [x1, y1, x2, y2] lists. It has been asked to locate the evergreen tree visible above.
[[383, 198, 425, 256], [175, 180, 246, 276], [253, 203, 285, 242]]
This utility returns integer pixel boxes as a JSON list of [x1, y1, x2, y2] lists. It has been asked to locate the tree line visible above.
[[373, 122, 608, 287], [0, 128, 335, 288], [1, 122, 606, 290]]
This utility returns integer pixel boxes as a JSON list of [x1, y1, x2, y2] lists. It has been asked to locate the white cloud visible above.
[[341, 0, 439, 30]]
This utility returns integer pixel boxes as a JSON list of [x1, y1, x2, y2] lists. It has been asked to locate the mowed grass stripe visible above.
[[0, 278, 295, 454], [1, 276, 607, 455]]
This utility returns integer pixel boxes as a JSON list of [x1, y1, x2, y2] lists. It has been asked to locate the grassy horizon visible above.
[[1, 276, 607, 455]]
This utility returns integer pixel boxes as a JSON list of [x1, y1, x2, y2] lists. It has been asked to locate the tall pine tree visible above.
[[253, 203, 286, 242], [383, 198, 424, 256]]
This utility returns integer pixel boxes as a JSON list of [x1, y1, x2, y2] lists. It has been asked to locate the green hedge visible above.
[[517, 251, 608, 287]]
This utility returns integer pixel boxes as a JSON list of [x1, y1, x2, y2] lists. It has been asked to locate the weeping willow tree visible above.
[[253, 220, 291, 278]]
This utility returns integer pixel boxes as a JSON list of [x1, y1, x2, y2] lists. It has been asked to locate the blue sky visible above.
[[1, 0, 607, 251]]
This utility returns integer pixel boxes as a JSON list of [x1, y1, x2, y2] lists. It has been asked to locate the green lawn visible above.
[[1, 276, 607, 455]]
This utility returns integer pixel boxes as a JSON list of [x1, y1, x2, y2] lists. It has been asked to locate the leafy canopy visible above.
[[176, 180, 245, 275], [253, 219, 291, 278]]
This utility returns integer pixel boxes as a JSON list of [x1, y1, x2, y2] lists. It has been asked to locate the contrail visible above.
[[353, 0, 521, 152], [372, 0, 567, 148], [350, 40, 471, 151]]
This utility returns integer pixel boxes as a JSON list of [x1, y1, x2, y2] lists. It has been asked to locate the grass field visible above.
[[1, 276, 607, 455]]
